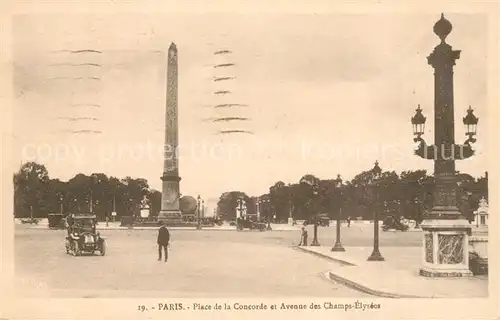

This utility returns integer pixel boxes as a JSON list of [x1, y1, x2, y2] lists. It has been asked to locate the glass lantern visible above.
[[411, 105, 426, 137], [463, 106, 478, 137]]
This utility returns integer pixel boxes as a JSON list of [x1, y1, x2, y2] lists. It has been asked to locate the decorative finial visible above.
[[433, 13, 453, 42]]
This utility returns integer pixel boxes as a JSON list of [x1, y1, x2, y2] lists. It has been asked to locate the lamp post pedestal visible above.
[[331, 219, 345, 252], [310, 223, 320, 246], [331, 242, 345, 251], [419, 219, 472, 277]]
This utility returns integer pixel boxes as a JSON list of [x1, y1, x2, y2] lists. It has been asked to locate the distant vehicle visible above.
[[305, 214, 330, 227], [20, 217, 38, 225], [65, 213, 106, 256], [48, 213, 65, 229], [315, 214, 331, 227], [382, 215, 409, 231], [236, 217, 266, 231]]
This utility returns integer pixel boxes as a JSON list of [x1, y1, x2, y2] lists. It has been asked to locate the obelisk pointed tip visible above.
[[169, 42, 177, 51]]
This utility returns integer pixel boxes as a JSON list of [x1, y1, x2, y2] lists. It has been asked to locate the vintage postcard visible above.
[[1, 1, 499, 319]]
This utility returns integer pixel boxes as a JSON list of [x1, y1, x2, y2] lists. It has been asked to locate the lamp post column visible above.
[[112, 196, 116, 222], [310, 189, 320, 246], [196, 195, 202, 230], [368, 161, 385, 261], [310, 221, 320, 246], [60, 196, 64, 215], [256, 197, 260, 222], [332, 174, 345, 252]]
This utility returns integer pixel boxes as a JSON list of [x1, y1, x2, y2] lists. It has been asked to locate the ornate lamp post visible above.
[[256, 196, 261, 222], [287, 183, 294, 225], [411, 14, 478, 277], [196, 195, 202, 230], [367, 161, 385, 261], [59, 194, 64, 215], [201, 199, 205, 219], [112, 195, 117, 222], [89, 190, 93, 213], [331, 174, 345, 252], [310, 189, 320, 246]]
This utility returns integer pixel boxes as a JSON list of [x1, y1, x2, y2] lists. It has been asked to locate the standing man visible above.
[[157, 221, 170, 262], [347, 216, 351, 228], [299, 226, 308, 246]]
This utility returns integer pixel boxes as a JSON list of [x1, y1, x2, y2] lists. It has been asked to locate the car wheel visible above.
[[100, 241, 106, 256]]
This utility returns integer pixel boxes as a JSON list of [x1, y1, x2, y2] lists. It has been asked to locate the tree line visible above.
[[14, 161, 167, 220], [14, 161, 488, 223], [216, 167, 488, 223]]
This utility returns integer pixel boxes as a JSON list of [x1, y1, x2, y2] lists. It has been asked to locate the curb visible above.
[[292, 246, 356, 266], [293, 246, 429, 298], [326, 271, 427, 298]]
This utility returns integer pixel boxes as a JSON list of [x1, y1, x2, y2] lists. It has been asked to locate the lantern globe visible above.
[[411, 105, 426, 136], [463, 106, 478, 136]]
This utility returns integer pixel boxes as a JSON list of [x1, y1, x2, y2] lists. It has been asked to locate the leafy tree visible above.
[[149, 189, 162, 216], [13, 162, 50, 217], [269, 181, 289, 221]]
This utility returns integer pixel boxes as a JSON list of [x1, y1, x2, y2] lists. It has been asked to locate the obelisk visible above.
[[158, 43, 182, 223]]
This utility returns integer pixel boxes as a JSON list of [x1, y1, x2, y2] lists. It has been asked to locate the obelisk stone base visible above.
[[420, 218, 473, 277], [157, 210, 183, 225]]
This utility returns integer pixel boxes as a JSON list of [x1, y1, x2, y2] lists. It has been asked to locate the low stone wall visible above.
[[469, 235, 488, 275], [469, 235, 488, 259]]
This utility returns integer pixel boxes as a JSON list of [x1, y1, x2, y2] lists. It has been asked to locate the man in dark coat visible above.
[[157, 221, 170, 262]]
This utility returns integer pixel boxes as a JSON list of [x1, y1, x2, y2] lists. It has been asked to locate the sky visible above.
[[11, 12, 490, 207]]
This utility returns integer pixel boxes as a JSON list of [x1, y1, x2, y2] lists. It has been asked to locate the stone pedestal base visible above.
[[158, 210, 183, 225], [140, 208, 150, 219], [288, 218, 294, 225], [420, 219, 472, 277]]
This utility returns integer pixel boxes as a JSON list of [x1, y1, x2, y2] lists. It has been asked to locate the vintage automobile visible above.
[[236, 217, 266, 231], [382, 215, 409, 232], [65, 213, 106, 256], [304, 214, 330, 227], [313, 214, 331, 227], [48, 213, 65, 229], [213, 217, 223, 226], [20, 217, 39, 225]]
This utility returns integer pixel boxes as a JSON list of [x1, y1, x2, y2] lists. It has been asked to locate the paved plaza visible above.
[[15, 224, 378, 298], [14, 223, 487, 298]]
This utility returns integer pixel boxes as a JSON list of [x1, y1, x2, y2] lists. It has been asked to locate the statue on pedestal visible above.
[[140, 195, 151, 219]]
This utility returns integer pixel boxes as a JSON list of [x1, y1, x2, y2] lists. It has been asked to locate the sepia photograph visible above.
[[2, 2, 499, 319]]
